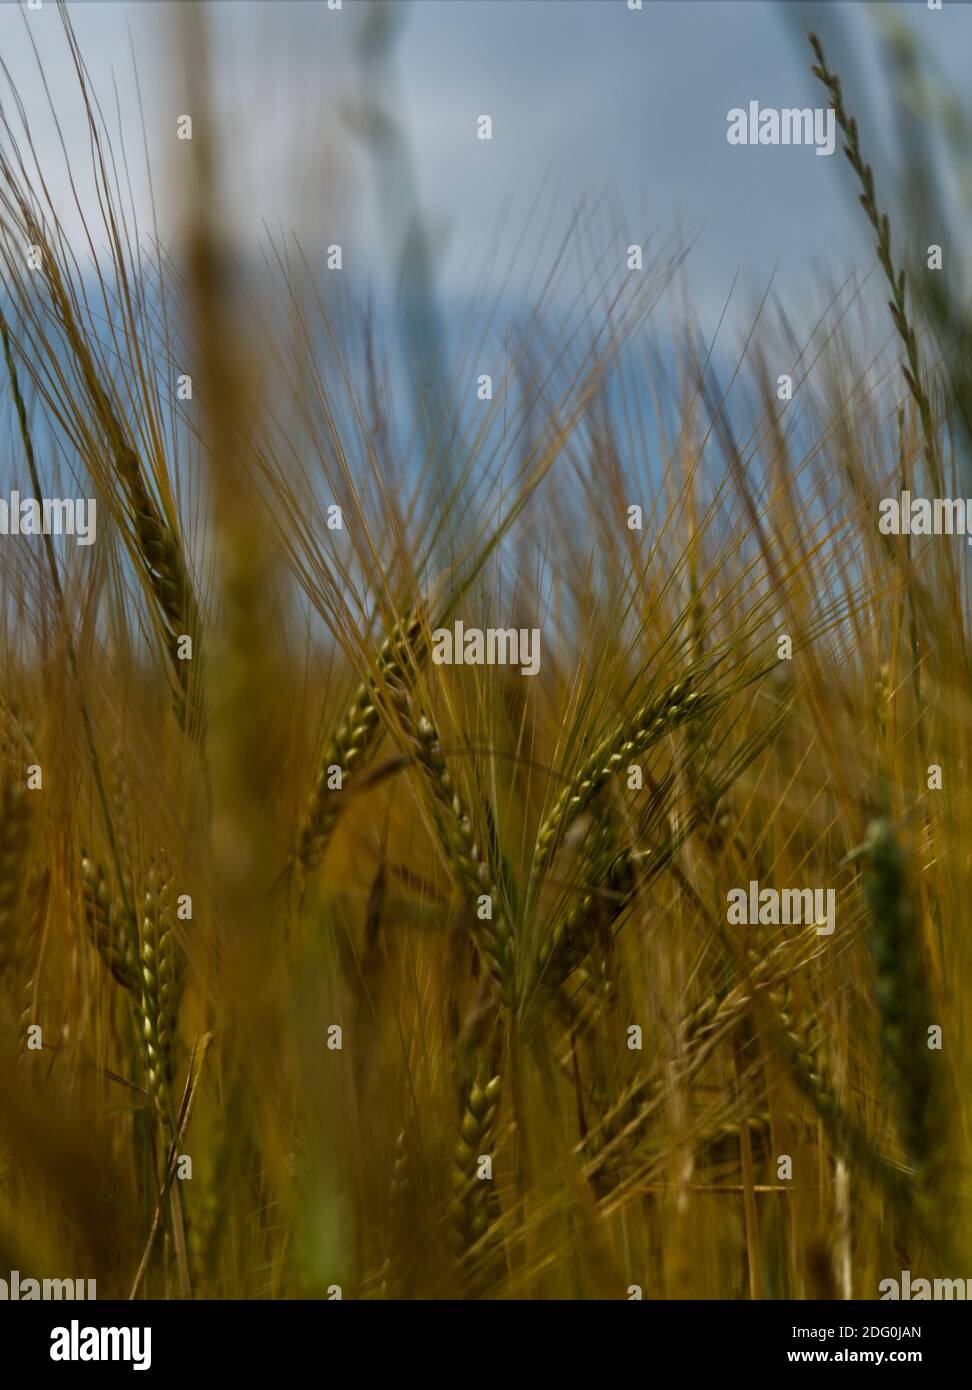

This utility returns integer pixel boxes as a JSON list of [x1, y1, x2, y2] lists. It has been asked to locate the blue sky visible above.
[[0, 1, 968, 343]]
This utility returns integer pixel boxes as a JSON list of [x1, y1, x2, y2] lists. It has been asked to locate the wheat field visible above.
[[0, 2, 970, 1304]]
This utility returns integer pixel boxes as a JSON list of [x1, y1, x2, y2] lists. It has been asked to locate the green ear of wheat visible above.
[[139, 856, 183, 1135], [296, 615, 425, 875], [863, 819, 939, 1185], [408, 712, 516, 1000], [533, 680, 709, 879]]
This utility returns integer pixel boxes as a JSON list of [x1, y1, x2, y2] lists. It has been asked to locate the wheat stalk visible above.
[[810, 32, 942, 495]]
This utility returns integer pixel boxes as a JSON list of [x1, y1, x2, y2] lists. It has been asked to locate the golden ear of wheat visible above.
[[81, 852, 139, 997], [448, 1074, 502, 1259]]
